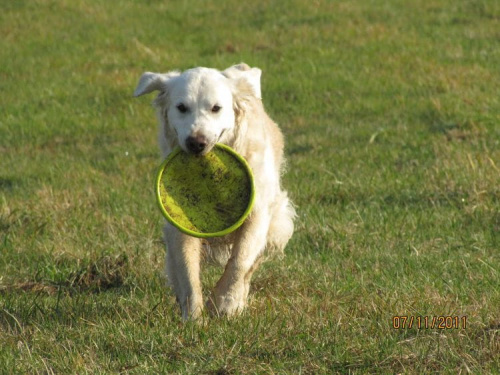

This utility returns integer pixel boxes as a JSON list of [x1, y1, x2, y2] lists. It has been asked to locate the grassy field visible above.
[[1, 0, 499, 373]]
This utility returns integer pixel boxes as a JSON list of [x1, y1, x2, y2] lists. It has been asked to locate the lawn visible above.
[[1, 0, 499, 373]]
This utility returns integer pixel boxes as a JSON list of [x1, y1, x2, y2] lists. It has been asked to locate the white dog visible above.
[[134, 63, 295, 320]]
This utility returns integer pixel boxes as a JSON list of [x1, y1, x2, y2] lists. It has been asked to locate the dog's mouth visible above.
[[193, 144, 215, 156]]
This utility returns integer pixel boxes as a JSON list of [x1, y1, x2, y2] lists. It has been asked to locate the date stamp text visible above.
[[392, 316, 467, 329]]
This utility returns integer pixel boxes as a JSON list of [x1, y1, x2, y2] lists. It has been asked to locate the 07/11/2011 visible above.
[[392, 316, 467, 329]]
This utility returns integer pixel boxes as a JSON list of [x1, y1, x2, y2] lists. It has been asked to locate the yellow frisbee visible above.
[[156, 144, 255, 238]]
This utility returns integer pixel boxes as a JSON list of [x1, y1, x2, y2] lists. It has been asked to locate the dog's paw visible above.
[[178, 299, 204, 321], [208, 291, 246, 317]]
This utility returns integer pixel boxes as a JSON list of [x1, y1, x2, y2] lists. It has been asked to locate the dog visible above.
[[134, 63, 295, 320]]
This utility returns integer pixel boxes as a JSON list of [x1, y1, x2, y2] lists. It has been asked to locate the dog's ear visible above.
[[133, 71, 180, 97], [223, 63, 262, 99]]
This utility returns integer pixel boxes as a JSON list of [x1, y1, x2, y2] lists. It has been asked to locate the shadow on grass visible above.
[[0, 254, 136, 334], [0, 254, 129, 295]]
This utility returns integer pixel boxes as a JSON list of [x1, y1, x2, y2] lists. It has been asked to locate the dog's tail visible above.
[[267, 191, 296, 254]]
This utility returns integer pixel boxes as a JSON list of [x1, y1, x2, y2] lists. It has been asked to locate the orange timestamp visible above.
[[392, 315, 467, 329]]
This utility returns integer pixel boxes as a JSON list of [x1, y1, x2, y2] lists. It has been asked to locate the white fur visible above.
[[134, 63, 295, 320]]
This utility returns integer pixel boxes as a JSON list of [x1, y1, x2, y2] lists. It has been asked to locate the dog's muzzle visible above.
[[185, 135, 208, 154]]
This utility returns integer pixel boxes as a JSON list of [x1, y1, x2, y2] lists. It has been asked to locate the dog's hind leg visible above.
[[164, 224, 204, 320], [267, 190, 295, 253]]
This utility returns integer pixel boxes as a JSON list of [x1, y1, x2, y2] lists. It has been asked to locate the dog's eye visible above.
[[211, 105, 221, 113], [177, 104, 188, 113]]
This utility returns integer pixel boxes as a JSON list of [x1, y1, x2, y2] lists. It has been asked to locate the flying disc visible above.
[[156, 144, 255, 238]]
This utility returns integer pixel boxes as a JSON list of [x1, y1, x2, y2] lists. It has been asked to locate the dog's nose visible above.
[[186, 135, 208, 154]]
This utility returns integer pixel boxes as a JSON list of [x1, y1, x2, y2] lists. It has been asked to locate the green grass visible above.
[[1, 0, 499, 373]]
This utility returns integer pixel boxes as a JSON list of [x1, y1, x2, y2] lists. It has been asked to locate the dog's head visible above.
[[134, 64, 261, 155]]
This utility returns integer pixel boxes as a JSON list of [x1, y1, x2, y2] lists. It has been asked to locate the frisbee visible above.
[[156, 144, 255, 238]]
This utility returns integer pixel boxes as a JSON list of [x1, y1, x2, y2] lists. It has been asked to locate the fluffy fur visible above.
[[134, 63, 295, 320]]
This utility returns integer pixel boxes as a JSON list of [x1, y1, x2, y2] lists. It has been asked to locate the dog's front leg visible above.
[[164, 224, 203, 320], [212, 209, 270, 316]]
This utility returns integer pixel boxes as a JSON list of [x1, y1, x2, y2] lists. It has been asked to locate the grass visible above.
[[1, 0, 499, 373]]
